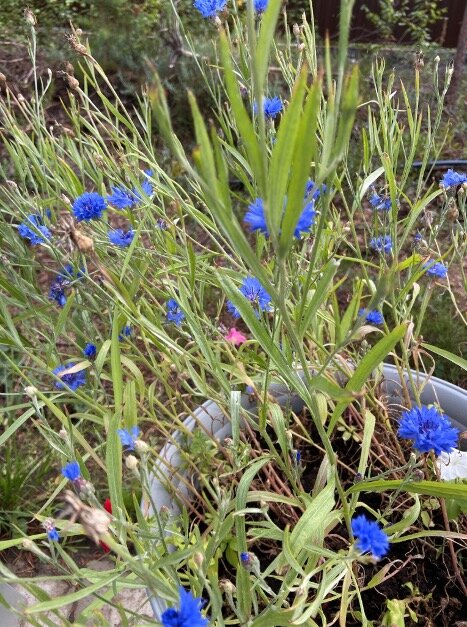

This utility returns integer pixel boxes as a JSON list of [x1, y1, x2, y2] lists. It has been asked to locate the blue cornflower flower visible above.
[[305, 179, 327, 201], [240, 552, 251, 565], [440, 169, 467, 189], [227, 276, 272, 319], [166, 299, 185, 326], [108, 228, 135, 247], [244, 197, 315, 239], [292, 449, 301, 464], [107, 171, 153, 209], [47, 527, 60, 542], [369, 235, 392, 254], [423, 260, 447, 279], [294, 200, 316, 237], [107, 186, 138, 209], [140, 169, 153, 196], [43, 519, 60, 542], [83, 343, 97, 359], [244, 198, 268, 236], [62, 461, 81, 481], [18, 214, 51, 245], [52, 363, 86, 391], [194, 0, 227, 18], [72, 192, 106, 222], [368, 188, 392, 211], [254, 0, 268, 12], [48, 265, 84, 308], [262, 96, 283, 119], [351, 515, 389, 560], [117, 426, 140, 451], [161, 587, 208, 627], [118, 325, 132, 340], [49, 281, 67, 307], [358, 308, 384, 325], [398, 405, 459, 455]]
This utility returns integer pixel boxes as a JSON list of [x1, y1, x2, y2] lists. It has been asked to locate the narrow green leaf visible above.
[[328, 323, 407, 434], [268, 66, 308, 236], [421, 343, 467, 372], [279, 77, 322, 254], [25, 572, 122, 613], [347, 479, 467, 500], [255, 0, 283, 95]]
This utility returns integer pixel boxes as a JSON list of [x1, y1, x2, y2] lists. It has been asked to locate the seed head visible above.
[[24, 9, 37, 26]]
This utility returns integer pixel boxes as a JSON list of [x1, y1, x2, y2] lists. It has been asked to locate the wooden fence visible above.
[[305, 0, 464, 48]]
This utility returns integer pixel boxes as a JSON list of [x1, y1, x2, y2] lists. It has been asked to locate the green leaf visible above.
[[279, 77, 322, 255], [255, 0, 283, 96], [268, 66, 308, 237], [421, 343, 467, 372], [299, 259, 340, 337], [219, 31, 263, 189], [25, 572, 122, 613], [328, 323, 408, 433], [219, 273, 353, 403], [347, 479, 467, 500], [358, 166, 385, 202]]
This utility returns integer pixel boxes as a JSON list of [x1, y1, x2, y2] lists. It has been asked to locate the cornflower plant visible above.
[[0, 0, 466, 625]]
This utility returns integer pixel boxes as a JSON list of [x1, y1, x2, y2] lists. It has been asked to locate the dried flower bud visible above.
[[94, 153, 105, 168], [412, 469, 424, 482], [66, 34, 88, 56], [71, 228, 94, 253], [66, 74, 80, 91], [17, 94, 26, 106], [447, 200, 459, 222], [61, 194, 71, 205], [76, 478, 95, 499], [0, 72, 6, 88], [75, 28, 83, 37], [59, 428, 68, 440], [422, 210, 434, 228], [293, 23, 301, 39], [219, 579, 236, 594], [80, 507, 111, 545], [24, 9, 37, 26], [65, 62, 75, 76], [434, 55, 440, 64]]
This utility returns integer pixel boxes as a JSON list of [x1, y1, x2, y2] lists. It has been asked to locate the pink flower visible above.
[[225, 328, 247, 346]]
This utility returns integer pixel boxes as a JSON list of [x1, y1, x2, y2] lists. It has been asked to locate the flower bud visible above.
[[24, 385, 38, 398], [66, 74, 80, 91], [24, 9, 37, 26], [293, 23, 301, 39], [22, 539, 35, 551], [125, 454, 139, 470], [219, 579, 236, 594], [134, 439, 149, 455], [193, 552, 204, 567]]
